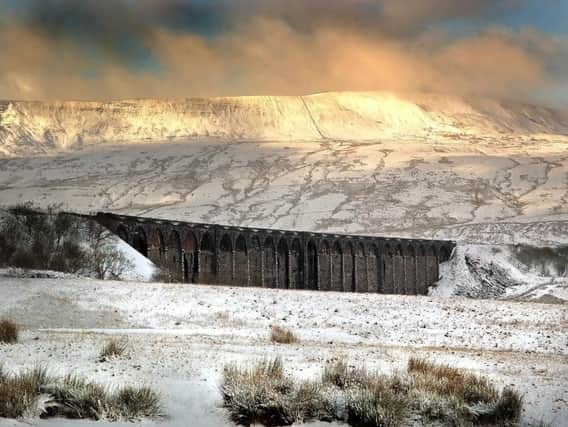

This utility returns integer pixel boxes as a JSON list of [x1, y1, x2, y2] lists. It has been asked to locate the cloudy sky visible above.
[[0, 0, 567, 104]]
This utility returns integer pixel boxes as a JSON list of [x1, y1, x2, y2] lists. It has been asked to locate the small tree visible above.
[[84, 221, 133, 280], [0, 204, 133, 280]]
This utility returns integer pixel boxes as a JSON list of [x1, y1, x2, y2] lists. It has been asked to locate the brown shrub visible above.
[[0, 319, 18, 344], [270, 325, 298, 344]]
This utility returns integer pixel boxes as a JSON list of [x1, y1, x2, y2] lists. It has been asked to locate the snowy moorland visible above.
[[0, 277, 567, 426], [1, 91, 567, 425], [0, 92, 567, 245]]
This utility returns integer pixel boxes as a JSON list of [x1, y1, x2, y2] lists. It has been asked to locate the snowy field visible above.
[[0, 277, 567, 426]]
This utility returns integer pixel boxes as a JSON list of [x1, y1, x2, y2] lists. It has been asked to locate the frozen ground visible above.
[[0, 277, 567, 426]]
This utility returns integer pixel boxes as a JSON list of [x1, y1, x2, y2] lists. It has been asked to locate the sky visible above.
[[0, 0, 567, 105]]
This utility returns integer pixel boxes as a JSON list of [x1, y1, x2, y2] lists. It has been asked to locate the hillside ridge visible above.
[[2, 91, 568, 156]]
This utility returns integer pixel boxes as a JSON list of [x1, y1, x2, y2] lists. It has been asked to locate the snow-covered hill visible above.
[[0, 91, 567, 245], [2, 92, 568, 156]]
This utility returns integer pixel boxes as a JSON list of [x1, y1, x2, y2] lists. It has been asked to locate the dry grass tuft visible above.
[[270, 325, 298, 344], [0, 366, 160, 421], [98, 339, 128, 362], [0, 319, 19, 344], [408, 357, 498, 405], [222, 357, 524, 427], [221, 357, 329, 426], [322, 359, 373, 390], [408, 357, 522, 425], [0, 365, 51, 419]]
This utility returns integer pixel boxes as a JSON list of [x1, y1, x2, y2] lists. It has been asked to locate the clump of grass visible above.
[[0, 365, 51, 419], [346, 383, 408, 427], [221, 358, 328, 426], [0, 319, 19, 344], [0, 365, 160, 421], [322, 359, 373, 390], [98, 339, 128, 362], [408, 357, 522, 425], [270, 325, 298, 344], [222, 357, 524, 427]]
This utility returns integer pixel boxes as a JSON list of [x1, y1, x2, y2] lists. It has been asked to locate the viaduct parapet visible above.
[[96, 212, 455, 295]]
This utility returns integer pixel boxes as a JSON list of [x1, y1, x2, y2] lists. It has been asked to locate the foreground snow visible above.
[[0, 277, 567, 426]]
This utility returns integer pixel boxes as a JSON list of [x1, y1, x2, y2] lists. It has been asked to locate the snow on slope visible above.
[[0, 91, 567, 245], [1, 92, 568, 156], [434, 244, 568, 303]]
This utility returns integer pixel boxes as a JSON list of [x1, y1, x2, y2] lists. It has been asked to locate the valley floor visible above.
[[0, 277, 567, 426]]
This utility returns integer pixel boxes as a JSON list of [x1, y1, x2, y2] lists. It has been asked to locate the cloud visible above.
[[0, 0, 565, 103]]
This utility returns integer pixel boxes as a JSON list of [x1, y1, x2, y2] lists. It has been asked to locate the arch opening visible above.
[[182, 231, 198, 283], [307, 240, 318, 290], [264, 237, 276, 288], [200, 232, 215, 284], [234, 235, 248, 286], [277, 239, 289, 289], [343, 243, 354, 292], [148, 228, 165, 264], [319, 241, 331, 291], [368, 244, 379, 293], [290, 239, 304, 289], [383, 244, 394, 294], [249, 237, 263, 287], [219, 234, 233, 285], [355, 242, 366, 292], [331, 241, 343, 291], [132, 227, 148, 258]]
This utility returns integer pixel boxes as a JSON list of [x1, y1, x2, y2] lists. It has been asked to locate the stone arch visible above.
[[132, 226, 148, 257], [264, 237, 276, 288], [331, 241, 343, 291], [439, 245, 452, 262], [290, 238, 304, 289], [277, 239, 289, 289], [167, 230, 182, 279], [319, 240, 331, 291], [234, 235, 249, 286], [367, 244, 380, 293], [200, 232, 215, 284], [355, 242, 367, 292], [182, 231, 198, 283], [383, 243, 394, 294], [306, 240, 319, 290], [249, 236, 263, 287], [393, 243, 404, 294], [425, 244, 438, 288], [219, 234, 233, 285], [343, 242, 355, 292], [148, 228, 165, 264], [116, 224, 129, 244], [404, 243, 417, 295], [415, 244, 427, 294]]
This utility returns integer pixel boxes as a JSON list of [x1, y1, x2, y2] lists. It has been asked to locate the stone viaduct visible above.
[[95, 212, 455, 295]]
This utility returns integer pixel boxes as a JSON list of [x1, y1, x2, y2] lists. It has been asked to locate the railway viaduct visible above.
[[96, 212, 455, 295]]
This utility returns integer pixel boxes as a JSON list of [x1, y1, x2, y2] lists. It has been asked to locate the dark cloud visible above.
[[0, 0, 565, 103]]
